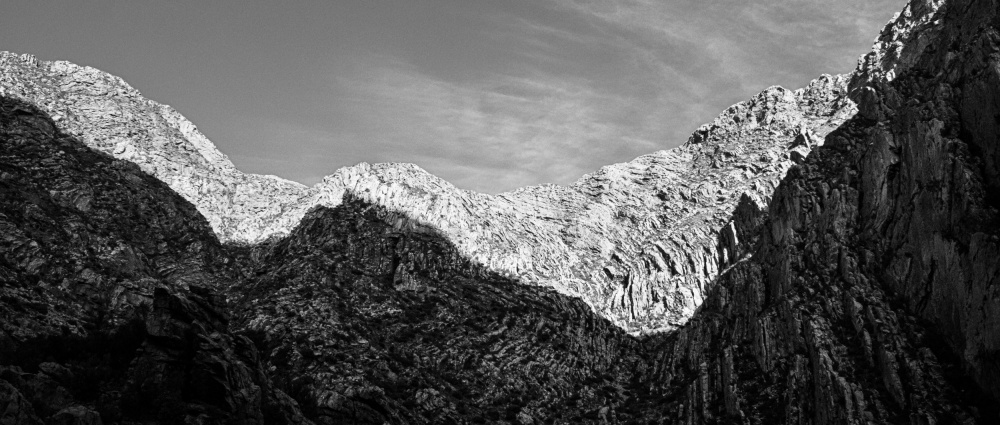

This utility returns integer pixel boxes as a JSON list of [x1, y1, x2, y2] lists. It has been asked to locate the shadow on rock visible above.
[[0, 96, 309, 425]]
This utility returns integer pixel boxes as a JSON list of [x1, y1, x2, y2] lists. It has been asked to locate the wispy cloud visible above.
[[4, 0, 905, 193], [250, 0, 905, 193], [546, 0, 906, 92], [326, 54, 658, 191]]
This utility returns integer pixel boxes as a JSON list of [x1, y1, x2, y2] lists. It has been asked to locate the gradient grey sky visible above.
[[2, 0, 904, 193]]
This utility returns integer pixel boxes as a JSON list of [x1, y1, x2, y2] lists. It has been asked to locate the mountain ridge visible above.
[[3, 0, 1000, 422], [0, 52, 855, 333]]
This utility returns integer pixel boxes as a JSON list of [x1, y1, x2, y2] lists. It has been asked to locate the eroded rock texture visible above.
[[2, 0, 1000, 423], [0, 52, 855, 332], [0, 53, 314, 245], [0, 97, 310, 424], [644, 0, 1000, 422], [231, 197, 651, 423]]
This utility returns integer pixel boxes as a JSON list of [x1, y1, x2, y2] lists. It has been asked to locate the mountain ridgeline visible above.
[[1, 0, 998, 423], [0, 50, 855, 334]]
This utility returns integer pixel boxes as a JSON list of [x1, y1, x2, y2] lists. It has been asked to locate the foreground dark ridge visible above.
[[229, 196, 650, 423], [2, 0, 1000, 423], [0, 96, 306, 423], [0, 95, 659, 423]]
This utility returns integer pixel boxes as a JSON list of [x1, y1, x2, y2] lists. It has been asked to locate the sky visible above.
[[1, 0, 905, 193]]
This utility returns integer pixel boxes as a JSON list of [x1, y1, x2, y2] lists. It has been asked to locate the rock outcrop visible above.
[[0, 96, 310, 424], [231, 196, 651, 423], [0, 53, 855, 333], [0, 54, 315, 244], [642, 0, 1000, 422]]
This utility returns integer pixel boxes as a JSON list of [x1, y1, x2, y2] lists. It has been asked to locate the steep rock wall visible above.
[[645, 0, 1000, 422]]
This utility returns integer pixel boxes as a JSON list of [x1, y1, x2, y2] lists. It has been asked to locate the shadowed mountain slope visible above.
[[0, 96, 311, 424], [230, 196, 652, 423]]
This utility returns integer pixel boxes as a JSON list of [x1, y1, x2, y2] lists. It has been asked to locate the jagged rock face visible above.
[[240, 75, 856, 334], [592, 75, 855, 333], [0, 53, 315, 244], [0, 53, 856, 333], [0, 97, 310, 424], [849, 0, 947, 119], [644, 0, 1000, 422], [231, 196, 652, 423]]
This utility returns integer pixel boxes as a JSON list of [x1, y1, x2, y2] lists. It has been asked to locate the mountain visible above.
[[2, 0, 999, 423], [0, 96, 310, 424], [645, 0, 1000, 421], [0, 53, 854, 334], [0, 55, 315, 245]]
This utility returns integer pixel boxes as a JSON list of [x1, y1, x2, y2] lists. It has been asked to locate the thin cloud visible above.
[[547, 0, 905, 91], [1, 0, 906, 193], [326, 54, 655, 191], [234, 0, 905, 193]]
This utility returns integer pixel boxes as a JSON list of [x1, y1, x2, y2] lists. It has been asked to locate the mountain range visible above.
[[1, 0, 998, 423]]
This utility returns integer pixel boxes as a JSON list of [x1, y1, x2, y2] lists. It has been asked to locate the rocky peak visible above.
[[649, 0, 1000, 421], [849, 0, 948, 118], [0, 52, 237, 173], [0, 96, 311, 424], [0, 51, 313, 244]]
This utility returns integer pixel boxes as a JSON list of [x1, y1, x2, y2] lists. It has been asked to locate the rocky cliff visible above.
[[0, 53, 855, 333], [0, 96, 311, 424], [2, 0, 1000, 423], [229, 196, 654, 423], [643, 0, 1000, 422], [0, 54, 314, 244]]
